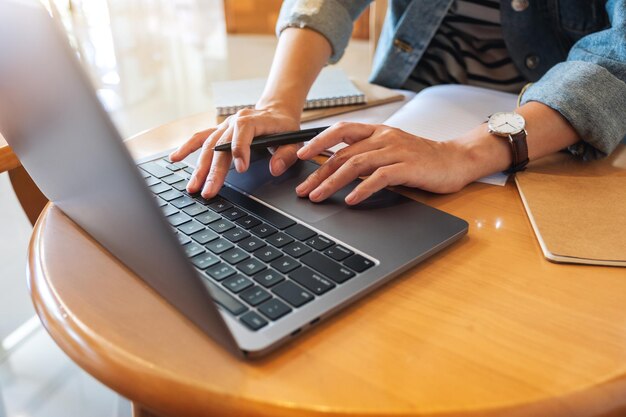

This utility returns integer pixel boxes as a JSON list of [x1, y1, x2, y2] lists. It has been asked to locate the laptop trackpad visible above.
[[225, 156, 354, 224]]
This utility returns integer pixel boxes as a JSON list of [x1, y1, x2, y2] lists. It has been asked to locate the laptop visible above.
[[0, 0, 468, 358]]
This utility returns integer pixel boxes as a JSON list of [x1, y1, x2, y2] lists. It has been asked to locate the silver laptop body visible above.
[[0, 0, 468, 358]]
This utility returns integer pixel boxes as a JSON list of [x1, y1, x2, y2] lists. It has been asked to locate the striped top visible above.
[[404, 0, 527, 93]]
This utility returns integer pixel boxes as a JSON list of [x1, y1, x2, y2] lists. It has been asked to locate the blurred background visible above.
[[0, 0, 372, 415]]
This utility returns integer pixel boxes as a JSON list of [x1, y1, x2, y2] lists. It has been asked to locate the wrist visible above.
[[255, 99, 302, 123], [452, 124, 513, 182]]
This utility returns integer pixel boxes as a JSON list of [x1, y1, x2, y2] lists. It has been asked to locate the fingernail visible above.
[[273, 158, 286, 175], [234, 158, 244, 172], [345, 191, 358, 205], [295, 181, 307, 195], [309, 188, 322, 201], [297, 148, 307, 159]]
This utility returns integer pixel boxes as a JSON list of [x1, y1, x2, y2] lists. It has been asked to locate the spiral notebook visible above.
[[212, 67, 365, 116]]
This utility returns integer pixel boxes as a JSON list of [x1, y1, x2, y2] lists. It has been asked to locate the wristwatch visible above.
[[487, 112, 529, 174]]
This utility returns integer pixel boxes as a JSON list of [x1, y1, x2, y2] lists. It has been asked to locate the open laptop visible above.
[[0, 0, 468, 358]]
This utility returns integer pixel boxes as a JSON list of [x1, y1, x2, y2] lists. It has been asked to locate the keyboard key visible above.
[[205, 262, 236, 281], [166, 162, 187, 171], [167, 212, 192, 227], [183, 203, 208, 217], [208, 198, 233, 213], [162, 174, 184, 185], [237, 258, 267, 276], [306, 235, 334, 251], [240, 286, 271, 306], [209, 219, 235, 234], [253, 269, 285, 288], [272, 281, 314, 307], [149, 183, 171, 194], [301, 252, 355, 283], [258, 298, 292, 321], [139, 169, 151, 179], [195, 210, 221, 225], [161, 204, 179, 217], [144, 176, 159, 186], [266, 232, 294, 248], [175, 232, 191, 245], [271, 256, 301, 274], [222, 275, 254, 293], [343, 254, 375, 273], [155, 196, 167, 207], [254, 246, 282, 263], [284, 224, 316, 241], [190, 228, 219, 245], [239, 236, 266, 252], [236, 215, 261, 229], [178, 220, 204, 235], [250, 224, 277, 238], [160, 189, 183, 202], [219, 187, 296, 229], [282, 242, 312, 258], [289, 267, 335, 295], [172, 181, 188, 191], [324, 245, 353, 261], [240, 311, 268, 330], [222, 227, 250, 243], [171, 196, 195, 209], [184, 166, 195, 175], [190, 252, 219, 270], [206, 238, 234, 254], [222, 247, 250, 265], [183, 241, 205, 258], [139, 161, 172, 178], [222, 208, 247, 221], [205, 280, 247, 315]]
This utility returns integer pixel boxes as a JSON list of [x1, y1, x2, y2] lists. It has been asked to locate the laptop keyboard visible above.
[[139, 157, 375, 331]]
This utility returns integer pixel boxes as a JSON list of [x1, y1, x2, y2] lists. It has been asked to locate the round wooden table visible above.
[[28, 113, 626, 417]]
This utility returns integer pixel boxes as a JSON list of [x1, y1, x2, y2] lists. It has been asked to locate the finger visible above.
[[307, 150, 399, 202], [170, 128, 216, 162], [270, 143, 302, 176], [345, 164, 405, 205], [295, 137, 384, 197], [186, 124, 229, 193], [297, 122, 377, 160], [201, 127, 235, 198], [230, 115, 259, 172]]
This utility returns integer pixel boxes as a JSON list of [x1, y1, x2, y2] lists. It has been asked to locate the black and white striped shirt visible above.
[[404, 0, 527, 93]]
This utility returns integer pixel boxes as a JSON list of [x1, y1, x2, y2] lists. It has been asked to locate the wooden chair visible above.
[[0, 133, 47, 225]]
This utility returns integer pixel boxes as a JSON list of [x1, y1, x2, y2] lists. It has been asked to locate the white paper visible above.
[[304, 85, 519, 186]]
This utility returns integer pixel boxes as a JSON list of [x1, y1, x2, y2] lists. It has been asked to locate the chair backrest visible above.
[[0, 133, 20, 173]]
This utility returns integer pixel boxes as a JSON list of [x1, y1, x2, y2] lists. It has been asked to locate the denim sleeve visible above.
[[276, 0, 372, 63], [520, 0, 626, 160]]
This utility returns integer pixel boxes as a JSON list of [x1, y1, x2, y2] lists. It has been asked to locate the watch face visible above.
[[488, 112, 525, 136]]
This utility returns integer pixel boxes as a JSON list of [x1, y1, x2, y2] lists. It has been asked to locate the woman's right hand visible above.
[[169, 107, 301, 199]]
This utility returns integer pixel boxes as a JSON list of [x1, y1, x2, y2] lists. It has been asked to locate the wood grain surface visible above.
[[28, 112, 626, 417]]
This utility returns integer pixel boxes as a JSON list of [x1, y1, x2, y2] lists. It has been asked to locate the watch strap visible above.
[[504, 129, 529, 174]]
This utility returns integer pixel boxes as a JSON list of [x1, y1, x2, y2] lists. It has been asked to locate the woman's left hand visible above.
[[295, 122, 473, 205]]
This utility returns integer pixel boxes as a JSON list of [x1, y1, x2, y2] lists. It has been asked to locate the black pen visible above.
[[213, 126, 329, 152]]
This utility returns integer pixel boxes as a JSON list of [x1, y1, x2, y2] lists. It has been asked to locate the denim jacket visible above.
[[277, 0, 626, 159]]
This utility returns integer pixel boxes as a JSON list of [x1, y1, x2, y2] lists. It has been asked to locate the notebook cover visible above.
[[216, 80, 404, 124], [213, 68, 365, 116], [514, 144, 626, 266]]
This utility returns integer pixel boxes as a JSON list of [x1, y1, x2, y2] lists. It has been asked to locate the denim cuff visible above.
[[276, 0, 354, 64], [521, 61, 626, 160]]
